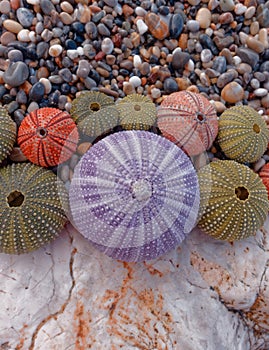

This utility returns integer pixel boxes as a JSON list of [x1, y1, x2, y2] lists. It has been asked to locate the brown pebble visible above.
[[59, 12, 74, 25], [250, 21, 259, 36], [96, 67, 110, 78], [211, 101, 226, 113], [3, 19, 23, 33], [221, 82, 244, 103], [106, 55, 116, 65], [176, 77, 191, 90], [77, 142, 92, 156], [196, 8, 211, 29], [246, 36, 265, 53], [9, 147, 28, 162], [178, 33, 188, 50], [99, 87, 119, 98], [122, 4, 134, 16], [145, 12, 169, 40], [36, 67, 50, 79], [80, 5, 91, 23], [123, 82, 135, 95], [130, 32, 140, 47], [0, 31, 16, 45], [186, 85, 199, 93], [219, 12, 234, 24], [10, 0, 20, 10]]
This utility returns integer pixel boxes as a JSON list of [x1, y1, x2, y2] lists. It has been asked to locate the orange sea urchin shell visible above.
[[259, 163, 269, 201], [18, 108, 79, 167], [157, 91, 218, 156]]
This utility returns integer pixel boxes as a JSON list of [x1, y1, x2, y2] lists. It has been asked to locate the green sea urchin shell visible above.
[[116, 94, 157, 130], [70, 91, 119, 137], [197, 160, 269, 241], [0, 107, 16, 163], [0, 163, 68, 254], [218, 106, 269, 163]]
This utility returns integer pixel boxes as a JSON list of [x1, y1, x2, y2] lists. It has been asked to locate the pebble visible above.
[[17, 29, 31, 42], [9, 147, 28, 162], [8, 49, 23, 62], [254, 88, 268, 97], [103, 0, 118, 6], [77, 60, 91, 79], [29, 82, 45, 102], [133, 55, 142, 68], [123, 82, 135, 95], [201, 49, 212, 63], [257, 4, 269, 28], [1, 32, 16, 46], [219, 0, 235, 11], [101, 38, 114, 54], [136, 19, 148, 35], [0, 0, 11, 14], [236, 47, 259, 67], [39, 78, 51, 94], [129, 76, 141, 88], [246, 37, 264, 54], [3, 62, 29, 87], [135, 7, 147, 17], [49, 44, 63, 57], [40, 0, 56, 15], [250, 79, 260, 90], [16, 8, 34, 27], [151, 87, 161, 99], [259, 29, 269, 49], [3, 19, 23, 34], [164, 77, 179, 93], [60, 1, 73, 13], [145, 12, 169, 40], [234, 4, 247, 15], [212, 56, 226, 73], [169, 13, 184, 39], [253, 158, 266, 172], [172, 50, 190, 71], [221, 82, 244, 103], [196, 8, 211, 29], [186, 20, 200, 32], [245, 6, 256, 19]]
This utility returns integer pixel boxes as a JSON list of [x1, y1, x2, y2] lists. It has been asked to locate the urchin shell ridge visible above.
[[0, 107, 16, 163], [218, 106, 269, 163], [0, 163, 68, 254], [197, 160, 269, 241]]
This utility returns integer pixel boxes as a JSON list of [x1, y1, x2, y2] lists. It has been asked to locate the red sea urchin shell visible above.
[[259, 163, 269, 201], [18, 108, 79, 167], [157, 91, 218, 156]]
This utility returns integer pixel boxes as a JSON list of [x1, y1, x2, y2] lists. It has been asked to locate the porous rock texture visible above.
[[1, 219, 269, 350]]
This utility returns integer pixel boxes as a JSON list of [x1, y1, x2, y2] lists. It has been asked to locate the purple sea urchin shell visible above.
[[69, 130, 200, 262]]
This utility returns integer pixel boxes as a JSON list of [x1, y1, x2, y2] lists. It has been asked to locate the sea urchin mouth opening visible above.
[[89, 102, 101, 112], [134, 104, 141, 111], [196, 112, 206, 123], [7, 190, 25, 207], [235, 186, 249, 201], [253, 123, 260, 133], [37, 127, 47, 138]]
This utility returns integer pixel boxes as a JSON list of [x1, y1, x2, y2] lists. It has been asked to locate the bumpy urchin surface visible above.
[[218, 105, 269, 163], [70, 91, 119, 137], [69, 130, 200, 262], [197, 160, 269, 241], [0, 107, 16, 163], [0, 163, 68, 254], [157, 91, 218, 156], [17, 108, 79, 167], [116, 94, 157, 130]]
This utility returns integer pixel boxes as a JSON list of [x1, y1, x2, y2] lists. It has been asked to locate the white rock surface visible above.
[[1, 218, 269, 349]]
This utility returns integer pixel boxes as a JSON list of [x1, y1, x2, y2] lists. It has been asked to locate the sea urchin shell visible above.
[[259, 163, 269, 200], [116, 94, 157, 130], [197, 160, 269, 241], [0, 163, 68, 254], [70, 91, 119, 138], [69, 130, 200, 262], [17, 108, 79, 167], [0, 107, 16, 163], [157, 91, 218, 156], [218, 105, 269, 163]]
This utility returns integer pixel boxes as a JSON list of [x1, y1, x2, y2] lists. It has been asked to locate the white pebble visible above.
[[136, 19, 148, 35], [232, 56, 242, 65], [250, 78, 260, 89], [135, 6, 147, 16], [254, 88, 268, 97], [114, 3, 122, 15], [151, 88, 161, 99], [185, 59, 195, 71], [67, 49, 79, 59], [17, 29, 30, 42], [201, 49, 212, 63], [26, 0, 40, 4], [39, 78, 52, 94], [245, 6, 256, 19], [253, 158, 266, 172], [234, 3, 247, 15], [49, 44, 63, 57], [77, 47, 84, 56], [133, 55, 142, 68], [29, 31, 36, 42], [129, 76, 141, 88], [101, 38, 114, 54]]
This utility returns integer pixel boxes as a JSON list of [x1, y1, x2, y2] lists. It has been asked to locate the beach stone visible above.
[[212, 56, 227, 73], [196, 8, 211, 29], [39, 78, 51, 94], [234, 3, 247, 15], [77, 142, 92, 156], [151, 87, 161, 99], [172, 50, 190, 71], [129, 76, 141, 88], [40, 0, 56, 15], [0, 32, 16, 46], [3, 61, 29, 87], [257, 4, 269, 28], [17, 29, 31, 42], [254, 88, 268, 97], [0, 0, 11, 14], [9, 147, 28, 162], [246, 36, 265, 53], [169, 13, 184, 39], [103, 0, 118, 6], [245, 6, 256, 19], [49, 44, 63, 57], [236, 47, 259, 67], [77, 60, 90, 79], [219, 12, 234, 24], [219, 0, 235, 11], [201, 49, 212, 63], [29, 82, 45, 102], [7, 49, 23, 62], [16, 8, 34, 27], [164, 77, 179, 93], [101, 38, 114, 54], [3, 19, 23, 34], [145, 12, 169, 40], [136, 19, 148, 35], [123, 81, 135, 95], [221, 81, 244, 103], [213, 35, 234, 50], [186, 20, 200, 32]]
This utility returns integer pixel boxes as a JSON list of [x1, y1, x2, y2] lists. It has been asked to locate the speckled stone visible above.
[[16, 8, 34, 27]]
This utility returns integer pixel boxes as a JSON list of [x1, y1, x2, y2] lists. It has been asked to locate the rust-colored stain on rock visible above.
[[73, 301, 92, 349]]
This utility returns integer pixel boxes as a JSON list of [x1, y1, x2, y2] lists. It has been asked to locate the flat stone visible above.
[[169, 13, 184, 39], [3, 19, 23, 34], [145, 12, 169, 40], [236, 47, 259, 67], [3, 61, 29, 87]]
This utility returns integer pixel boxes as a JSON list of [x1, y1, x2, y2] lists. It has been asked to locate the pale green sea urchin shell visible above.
[[0, 107, 16, 163], [116, 94, 157, 130], [218, 106, 269, 163], [197, 160, 269, 241], [0, 163, 68, 254], [70, 91, 119, 138]]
